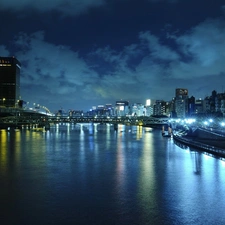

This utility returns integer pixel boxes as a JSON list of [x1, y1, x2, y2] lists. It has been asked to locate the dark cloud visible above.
[[148, 0, 178, 2], [0, 0, 182, 15], [0, 45, 9, 56], [139, 31, 180, 61], [4, 16, 224, 110], [0, 0, 105, 16], [222, 5, 225, 14], [174, 19, 225, 77], [1, 0, 225, 111]]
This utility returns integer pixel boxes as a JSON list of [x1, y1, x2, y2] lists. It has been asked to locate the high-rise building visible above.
[[188, 96, 195, 116], [0, 57, 21, 107], [131, 103, 145, 116], [153, 100, 167, 116], [115, 100, 129, 116], [195, 98, 204, 114], [175, 88, 188, 118]]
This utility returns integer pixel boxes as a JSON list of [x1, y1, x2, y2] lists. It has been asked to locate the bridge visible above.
[[0, 108, 170, 130]]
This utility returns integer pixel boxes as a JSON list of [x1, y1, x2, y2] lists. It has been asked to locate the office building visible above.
[[0, 57, 21, 107]]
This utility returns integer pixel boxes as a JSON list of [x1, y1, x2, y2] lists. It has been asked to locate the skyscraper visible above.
[[0, 57, 21, 107]]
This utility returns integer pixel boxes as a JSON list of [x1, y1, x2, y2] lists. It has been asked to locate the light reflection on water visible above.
[[137, 130, 157, 224], [0, 124, 225, 225]]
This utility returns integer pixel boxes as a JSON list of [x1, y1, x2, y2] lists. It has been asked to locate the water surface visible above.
[[0, 123, 225, 225]]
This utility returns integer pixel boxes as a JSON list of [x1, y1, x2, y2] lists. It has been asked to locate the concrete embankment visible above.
[[174, 127, 225, 158]]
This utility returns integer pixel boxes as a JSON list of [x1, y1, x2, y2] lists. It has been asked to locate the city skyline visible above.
[[0, 0, 225, 111]]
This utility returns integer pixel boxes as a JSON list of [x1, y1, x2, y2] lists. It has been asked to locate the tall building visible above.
[[105, 104, 114, 116], [131, 103, 145, 116], [153, 100, 164, 116], [188, 96, 195, 116], [174, 88, 188, 118], [145, 99, 154, 116], [0, 57, 21, 107], [115, 100, 129, 116], [195, 98, 204, 114]]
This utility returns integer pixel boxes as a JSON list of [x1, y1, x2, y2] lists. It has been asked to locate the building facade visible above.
[[0, 57, 21, 107]]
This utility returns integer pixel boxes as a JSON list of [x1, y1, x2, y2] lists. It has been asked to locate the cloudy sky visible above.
[[1, 0, 225, 112]]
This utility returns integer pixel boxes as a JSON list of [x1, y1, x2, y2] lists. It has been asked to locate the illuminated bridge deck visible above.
[[0, 113, 170, 129]]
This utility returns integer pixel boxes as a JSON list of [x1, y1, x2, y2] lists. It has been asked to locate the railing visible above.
[[173, 134, 225, 158]]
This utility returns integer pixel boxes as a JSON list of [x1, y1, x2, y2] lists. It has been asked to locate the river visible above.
[[0, 123, 225, 225]]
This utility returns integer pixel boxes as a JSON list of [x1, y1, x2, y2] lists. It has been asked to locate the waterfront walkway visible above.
[[173, 128, 225, 159]]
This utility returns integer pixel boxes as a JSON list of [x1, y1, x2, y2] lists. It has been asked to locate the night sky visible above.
[[0, 0, 225, 112]]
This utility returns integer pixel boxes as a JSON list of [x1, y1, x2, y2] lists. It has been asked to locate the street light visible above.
[[2, 98, 5, 106]]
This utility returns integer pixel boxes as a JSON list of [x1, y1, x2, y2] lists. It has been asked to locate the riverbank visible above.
[[173, 127, 225, 158]]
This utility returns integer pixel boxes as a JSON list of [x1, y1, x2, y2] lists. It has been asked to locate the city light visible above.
[[146, 99, 151, 106]]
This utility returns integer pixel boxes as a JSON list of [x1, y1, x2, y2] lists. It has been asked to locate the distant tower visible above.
[[0, 57, 21, 107]]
